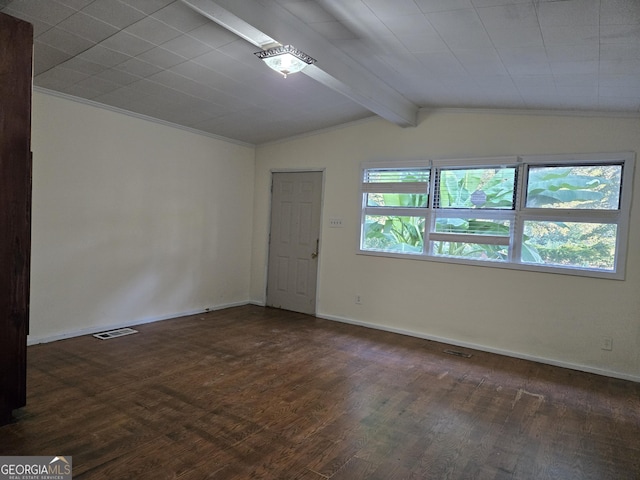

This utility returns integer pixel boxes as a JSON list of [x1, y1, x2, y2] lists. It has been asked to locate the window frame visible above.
[[358, 153, 635, 280]]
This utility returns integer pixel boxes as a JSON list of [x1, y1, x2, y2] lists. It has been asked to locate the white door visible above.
[[267, 171, 322, 315]]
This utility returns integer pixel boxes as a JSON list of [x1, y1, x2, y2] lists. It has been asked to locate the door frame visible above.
[[265, 168, 325, 315]]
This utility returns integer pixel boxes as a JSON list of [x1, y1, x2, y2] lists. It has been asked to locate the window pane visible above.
[[365, 169, 430, 183], [366, 192, 427, 207], [526, 164, 622, 209], [522, 221, 617, 270], [363, 215, 424, 253], [431, 241, 508, 261], [437, 167, 516, 209], [435, 218, 510, 236]]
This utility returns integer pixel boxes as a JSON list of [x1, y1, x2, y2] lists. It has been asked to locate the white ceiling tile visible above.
[[136, 47, 186, 69], [414, 51, 467, 76], [396, 32, 450, 54], [316, 1, 386, 37], [498, 45, 546, 64], [454, 49, 508, 75], [511, 75, 556, 88], [600, 0, 640, 26], [363, 0, 423, 18], [599, 74, 640, 87], [599, 59, 640, 74], [169, 61, 231, 86], [36, 27, 95, 56], [101, 31, 156, 57], [114, 57, 164, 77], [116, 0, 176, 15], [472, 75, 515, 88], [550, 60, 598, 75], [59, 56, 108, 75], [94, 68, 142, 86], [186, 23, 238, 49], [553, 73, 599, 87], [151, 1, 209, 32], [600, 25, 640, 46], [35, 66, 89, 89], [470, 0, 530, 7], [415, 0, 474, 13], [502, 54, 551, 75], [82, 0, 146, 29], [77, 45, 132, 68], [427, 9, 494, 49], [381, 15, 438, 36], [536, 0, 599, 28], [599, 85, 640, 97], [556, 86, 598, 97], [57, 12, 119, 43], [33, 41, 73, 75], [541, 25, 599, 46], [281, 1, 336, 23], [160, 35, 211, 59], [309, 21, 358, 41], [476, 3, 538, 30], [488, 27, 544, 48], [373, 52, 428, 76], [600, 44, 640, 61], [124, 16, 183, 44], [52, 0, 95, 9], [546, 44, 599, 63]]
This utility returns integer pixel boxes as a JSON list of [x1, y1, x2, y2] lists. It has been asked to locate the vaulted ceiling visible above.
[[2, 0, 639, 145]]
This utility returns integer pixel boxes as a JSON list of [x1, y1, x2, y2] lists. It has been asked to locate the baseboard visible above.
[[26, 301, 250, 346], [317, 312, 640, 384]]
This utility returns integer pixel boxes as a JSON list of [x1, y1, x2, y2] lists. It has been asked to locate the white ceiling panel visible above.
[[81, 0, 146, 29], [151, 1, 209, 32], [54, 11, 117, 43], [536, 0, 600, 28], [36, 27, 95, 56], [2, 0, 639, 145]]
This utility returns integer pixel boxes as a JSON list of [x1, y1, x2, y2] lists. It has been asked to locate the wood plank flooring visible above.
[[1, 305, 639, 479]]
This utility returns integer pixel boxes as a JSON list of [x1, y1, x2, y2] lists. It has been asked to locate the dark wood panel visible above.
[[0, 11, 33, 425], [0, 306, 638, 479]]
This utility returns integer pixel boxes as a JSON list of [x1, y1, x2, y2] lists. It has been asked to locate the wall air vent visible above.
[[93, 327, 138, 340]]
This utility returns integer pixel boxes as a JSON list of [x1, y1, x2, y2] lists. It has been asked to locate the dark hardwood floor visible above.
[[1, 305, 638, 479]]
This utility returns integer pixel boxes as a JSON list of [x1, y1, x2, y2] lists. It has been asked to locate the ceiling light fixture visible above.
[[254, 45, 316, 78]]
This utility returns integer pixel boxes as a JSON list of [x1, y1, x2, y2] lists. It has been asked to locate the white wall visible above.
[[251, 111, 640, 381], [30, 92, 255, 342]]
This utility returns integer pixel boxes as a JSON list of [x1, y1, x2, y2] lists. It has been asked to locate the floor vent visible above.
[[443, 349, 472, 358], [93, 327, 138, 340]]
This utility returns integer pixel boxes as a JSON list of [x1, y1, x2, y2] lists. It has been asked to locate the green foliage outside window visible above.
[[363, 164, 621, 270]]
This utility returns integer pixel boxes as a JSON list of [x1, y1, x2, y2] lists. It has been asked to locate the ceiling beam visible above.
[[180, 0, 418, 128]]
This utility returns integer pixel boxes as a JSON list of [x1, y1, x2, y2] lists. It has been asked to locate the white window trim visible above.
[[358, 152, 635, 280]]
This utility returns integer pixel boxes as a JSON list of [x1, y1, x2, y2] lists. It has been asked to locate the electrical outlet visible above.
[[601, 336, 613, 351], [329, 218, 343, 228], [355, 294, 362, 305]]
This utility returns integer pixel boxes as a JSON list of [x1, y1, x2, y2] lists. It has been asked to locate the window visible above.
[[359, 153, 634, 279]]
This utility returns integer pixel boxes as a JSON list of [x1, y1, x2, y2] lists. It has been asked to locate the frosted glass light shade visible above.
[[255, 45, 316, 78]]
